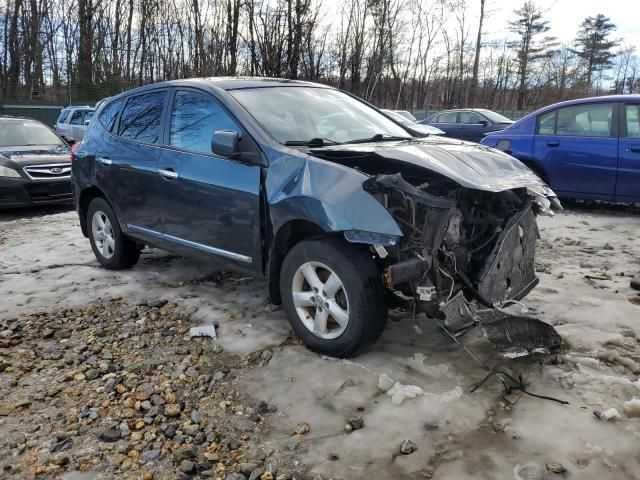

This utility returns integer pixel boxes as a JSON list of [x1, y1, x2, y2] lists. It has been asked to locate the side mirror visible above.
[[478, 119, 489, 126], [212, 130, 240, 157], [84, 120, 91, 126]]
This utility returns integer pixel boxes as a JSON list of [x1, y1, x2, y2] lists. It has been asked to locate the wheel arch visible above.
[[267, 219, 330, 305], [78, 185, 109, 237], [521, 160, 551, 186]]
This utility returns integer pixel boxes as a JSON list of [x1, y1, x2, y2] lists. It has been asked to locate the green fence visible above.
[[0, 100, 96, 127]]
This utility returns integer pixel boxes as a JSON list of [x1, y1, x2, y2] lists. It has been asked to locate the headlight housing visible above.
[[527, 185, 562, 215], [0, 165, 21, 178]]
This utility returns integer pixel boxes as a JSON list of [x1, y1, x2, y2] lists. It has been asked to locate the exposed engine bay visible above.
[[311, 147, 563, 354]]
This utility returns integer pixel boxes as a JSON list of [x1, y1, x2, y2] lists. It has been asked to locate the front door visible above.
[[156, 88, 263, 273], [458, 111, 489, 142], [533, 102, 618, 198], [617, 103, 640, 200], [95, 90, 168, 236]]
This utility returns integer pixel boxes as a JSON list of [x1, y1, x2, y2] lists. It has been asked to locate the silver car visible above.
[[55, 106, 95, 144]]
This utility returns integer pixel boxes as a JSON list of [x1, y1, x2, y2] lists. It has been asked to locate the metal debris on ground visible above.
[[188, 324, 217, 338]]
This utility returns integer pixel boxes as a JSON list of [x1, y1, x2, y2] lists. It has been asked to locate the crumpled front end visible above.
[[363, 172, 562, 354]]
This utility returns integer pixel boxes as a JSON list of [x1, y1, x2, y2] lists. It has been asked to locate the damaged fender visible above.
[[265, 153, 403, 239]]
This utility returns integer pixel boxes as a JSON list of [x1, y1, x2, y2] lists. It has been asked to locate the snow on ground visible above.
[[1, 203, 640, 479]]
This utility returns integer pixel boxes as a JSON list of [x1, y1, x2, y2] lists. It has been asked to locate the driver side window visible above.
[[169, 90, 240, 155], [460, 112, 484, 124]]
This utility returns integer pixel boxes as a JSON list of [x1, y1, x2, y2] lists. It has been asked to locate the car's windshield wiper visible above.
[[284, 137, 341, 146], [341, 133, 413, 145]]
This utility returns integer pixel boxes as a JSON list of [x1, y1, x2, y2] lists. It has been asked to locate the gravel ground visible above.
[[1, 203, 639, 480]]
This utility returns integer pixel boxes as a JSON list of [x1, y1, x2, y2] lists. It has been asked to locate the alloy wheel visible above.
[[291, 261, 350, 339], [91, 210, 115, 259]]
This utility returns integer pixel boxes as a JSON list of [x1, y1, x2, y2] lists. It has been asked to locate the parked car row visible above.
[[2, 91, 638, 207]]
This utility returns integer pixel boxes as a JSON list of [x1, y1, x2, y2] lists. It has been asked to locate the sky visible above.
[[482, 0, 640, 50]]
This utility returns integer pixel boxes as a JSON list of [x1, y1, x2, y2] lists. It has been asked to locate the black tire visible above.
[[87, 197, 140, 270], [280, 235, 387, 357]]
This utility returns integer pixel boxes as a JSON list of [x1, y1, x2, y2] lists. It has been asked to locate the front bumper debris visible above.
[[439, 206, 562, 353]]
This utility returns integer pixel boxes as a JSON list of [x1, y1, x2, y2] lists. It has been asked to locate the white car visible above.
[[55, 106, 95, 144], [382, 109, 445, 136]]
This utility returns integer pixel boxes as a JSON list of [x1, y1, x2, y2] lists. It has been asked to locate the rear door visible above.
[[95, 90, 168, 236], [156, 88, 263, 273], [533, 102, 618, 198], [617, 103, 640, 200]]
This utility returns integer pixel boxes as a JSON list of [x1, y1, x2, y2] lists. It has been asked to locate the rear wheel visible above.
[[280, 236, 387, 357], [87, 197, 140, 270]]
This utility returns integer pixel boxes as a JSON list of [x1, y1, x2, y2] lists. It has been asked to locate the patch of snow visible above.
[[623, 398, 640, 417]]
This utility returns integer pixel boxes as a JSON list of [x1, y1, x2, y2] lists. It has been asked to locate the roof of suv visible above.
[[100, 77, 330, 105]]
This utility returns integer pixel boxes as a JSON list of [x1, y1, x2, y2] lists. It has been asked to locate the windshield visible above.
[[0, 120, 64, 147], [478, 109, 513, 123], [230, 87, 411, 144]]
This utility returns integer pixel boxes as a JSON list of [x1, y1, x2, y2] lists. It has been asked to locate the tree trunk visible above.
[[468, 0, 485, 106]]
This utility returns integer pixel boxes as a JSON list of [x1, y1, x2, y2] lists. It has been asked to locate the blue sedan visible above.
[[481, 95, 640, 202], [420, 109, 514, 142]]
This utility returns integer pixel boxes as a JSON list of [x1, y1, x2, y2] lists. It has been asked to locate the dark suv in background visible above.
[[72, 78, 561, 357]]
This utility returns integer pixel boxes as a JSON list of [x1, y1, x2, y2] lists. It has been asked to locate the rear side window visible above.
[[436, 112, 457, 123], [57, 109, 70, 124], [625, 105, 640, 138], [169, 90, 239, 155], [556, 103, 613, 137], [118, 91, 166, 143], [99, 99, 125, 132], [69, 110, 85, 125]]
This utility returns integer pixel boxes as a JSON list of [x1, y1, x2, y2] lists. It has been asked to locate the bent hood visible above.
[[311, 138, 545, 193]]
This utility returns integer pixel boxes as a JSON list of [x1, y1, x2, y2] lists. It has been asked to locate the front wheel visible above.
[[280, 236, 387, 357], [87, 197, 140, 270]]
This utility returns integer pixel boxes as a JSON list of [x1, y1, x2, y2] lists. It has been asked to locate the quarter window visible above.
[[99, 99, 125, 132], [57, 109, 70, 124], [555, 103, 613, 137], [538, 111, 556, 135], [436, 112, 457, 123], [625, 105, 640, 138], [118, 91, 166, 143], [169, 90, 239, 155]]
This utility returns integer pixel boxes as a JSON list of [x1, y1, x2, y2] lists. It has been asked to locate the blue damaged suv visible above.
[[72, 78, 561, 357]]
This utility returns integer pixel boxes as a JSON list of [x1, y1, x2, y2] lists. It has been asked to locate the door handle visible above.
[[158, 168, 179, 179], [628, 146, 640, 153], [546, 141, 560, 147], [97, 157, 112, 165]]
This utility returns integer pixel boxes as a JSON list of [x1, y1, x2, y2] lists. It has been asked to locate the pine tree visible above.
[[573, 14, 619, 88], [508, 1, 557, 110]]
